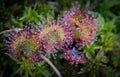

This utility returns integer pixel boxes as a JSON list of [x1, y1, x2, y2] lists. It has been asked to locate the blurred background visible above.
[[0, 0, 120, 77]]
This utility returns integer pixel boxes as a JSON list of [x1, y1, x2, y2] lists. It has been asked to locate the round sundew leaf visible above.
[[38, 21, 72, 53], [39, 25, 65, 52], [61, 7, 97, 45], [11, 34, 39, 57], [62, 47, 86, 64], [6, 29, 44, 62]]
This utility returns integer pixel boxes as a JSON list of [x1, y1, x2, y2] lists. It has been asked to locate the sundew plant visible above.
[[0, 0, 120, 77]]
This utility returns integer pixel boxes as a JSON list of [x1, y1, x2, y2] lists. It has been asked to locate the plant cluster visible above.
[[5, 7, 97, 64], [0, 0, 120, 77]]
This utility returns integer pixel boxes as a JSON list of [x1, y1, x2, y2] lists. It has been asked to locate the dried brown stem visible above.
[[40, 55, 62, 77], [0, 28, 22, 35]]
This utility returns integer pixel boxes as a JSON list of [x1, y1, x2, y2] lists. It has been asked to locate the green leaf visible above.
[[84, 50, 92, 60], [95, 50, 104, 62], [97, 15, 105, 27]]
